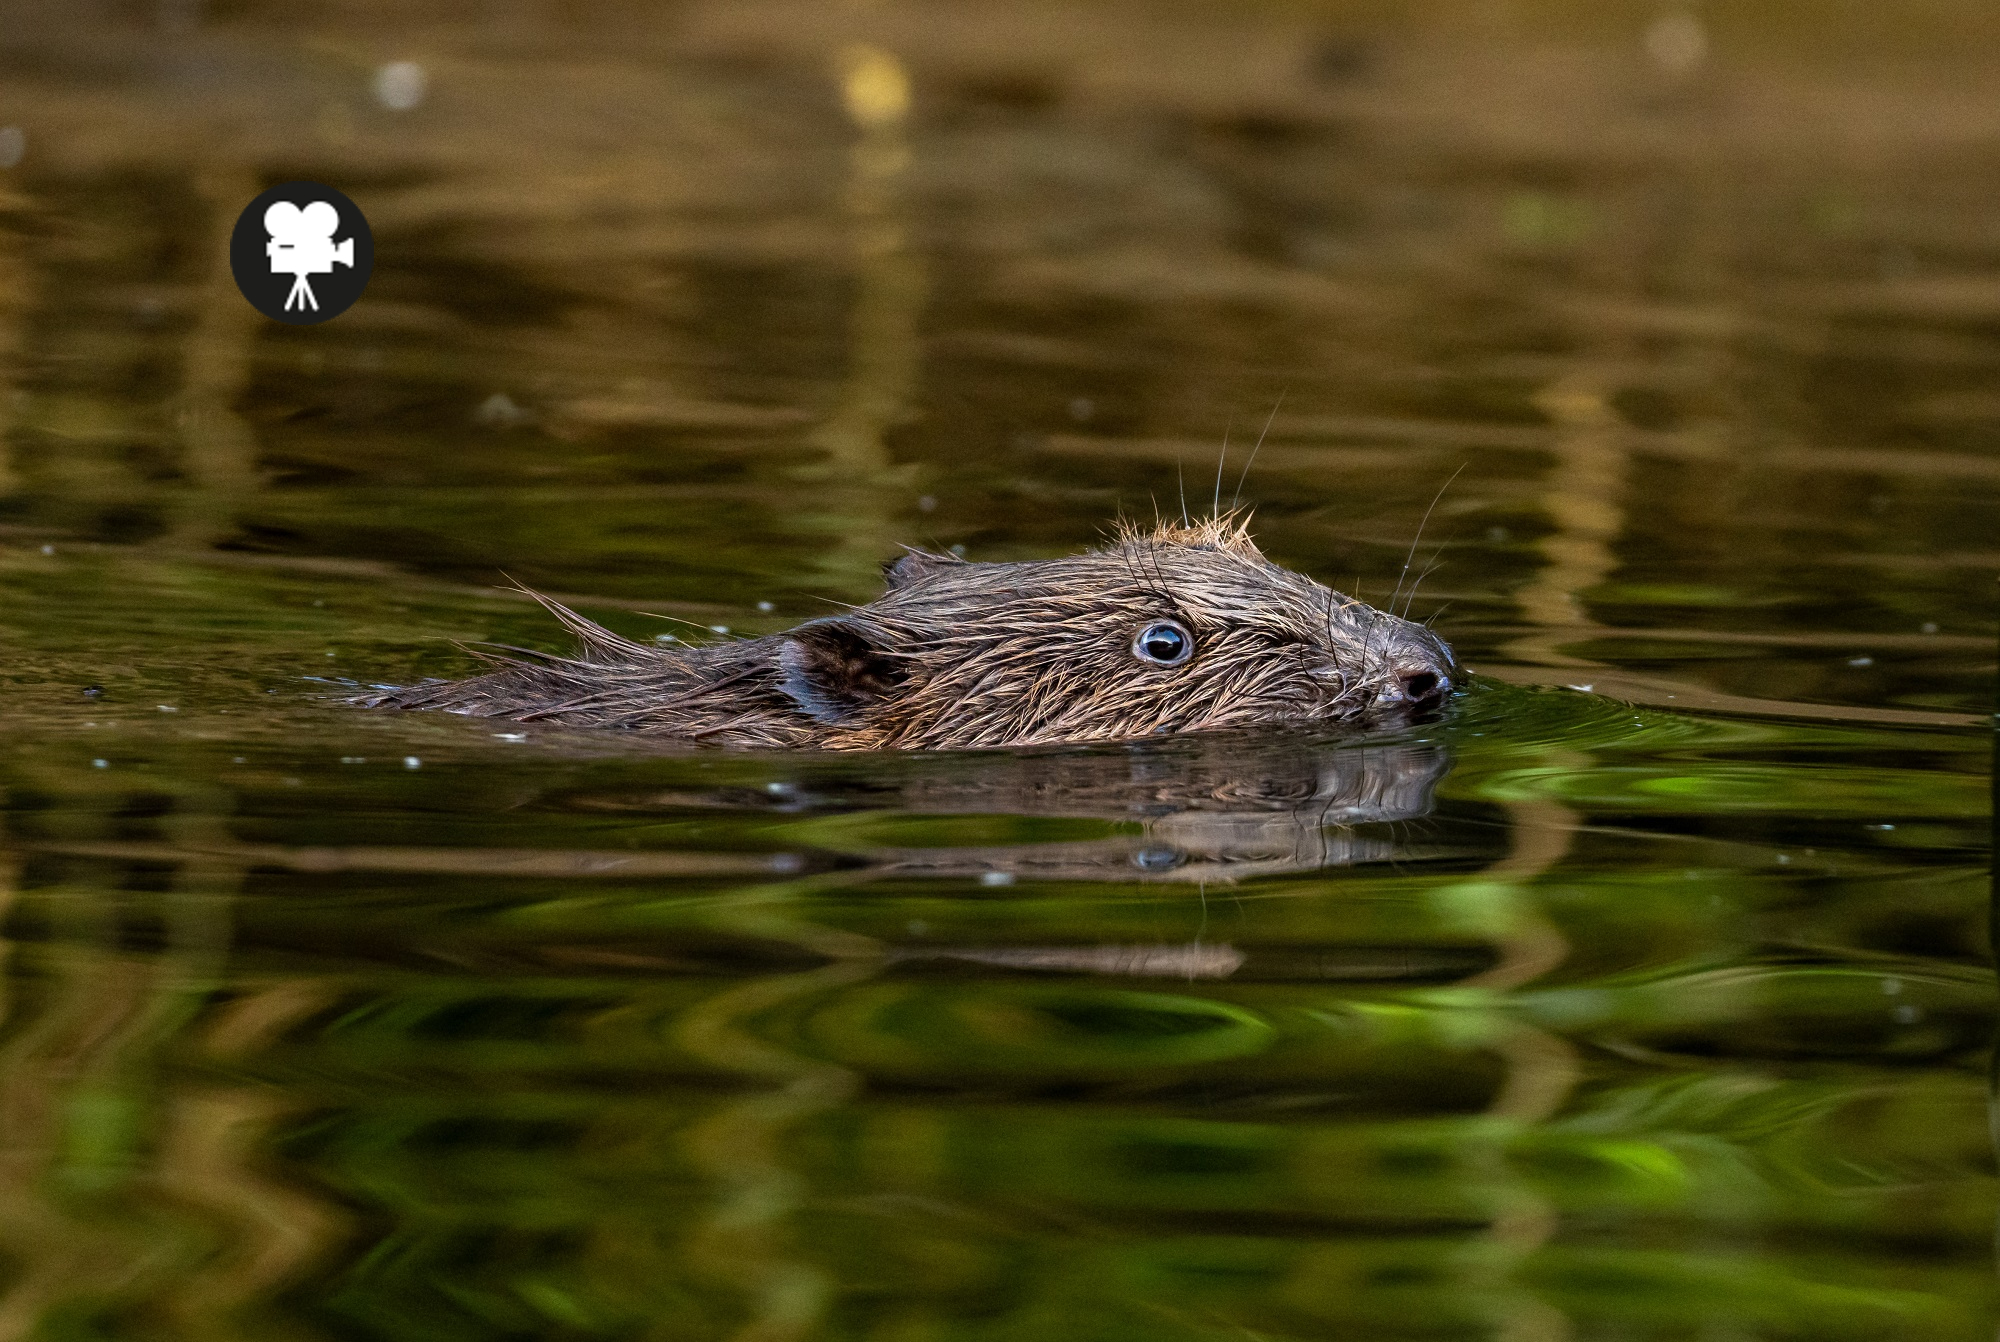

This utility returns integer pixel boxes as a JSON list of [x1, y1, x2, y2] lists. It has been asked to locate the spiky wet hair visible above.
[[362, 517, 1457, 751]]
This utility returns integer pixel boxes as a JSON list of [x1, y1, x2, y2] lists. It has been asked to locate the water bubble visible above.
[[1643, 9, 1707, 77], [836, 44, 908, 128], [1892, 1004, 1921, 1025], [91, 759, 107, 769], [917, 495, 938, 513], [709, 625, 730, 635], [1068, 396, 1095, 422], [81, 686, 103, 698], [403, 756, 422, 769], [1880, 978, 1903, 996], [1846, 656, 1874, 667], [373, 61, 428, 111], [476, 392, 528, 426], [756, 601, 774, 613], [979, 871, 1015, 887], [40, 544, 53, 555], [1920, 622, 1938, 634], [157, 704, 177, 713], [340, 756, 366, 764], [493, 733, 527, 742]]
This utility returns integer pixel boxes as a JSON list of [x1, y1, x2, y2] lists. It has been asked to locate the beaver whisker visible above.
[[1211, 415, 1233, 521], [1230, 392, 1284, 510], [1400, 553, 1446, 621], [1124, 531, 1181, 612], [1388, 463, 1467, 618]]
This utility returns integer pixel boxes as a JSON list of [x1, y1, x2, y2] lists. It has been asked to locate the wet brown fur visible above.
[[360, 516, 1457, 750]]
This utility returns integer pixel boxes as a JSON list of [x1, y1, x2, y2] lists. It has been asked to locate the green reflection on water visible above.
[[2, 646, 1988, 1339]]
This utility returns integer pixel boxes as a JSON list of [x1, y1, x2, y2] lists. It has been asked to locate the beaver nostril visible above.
[[1402, 671, 1440, 701]]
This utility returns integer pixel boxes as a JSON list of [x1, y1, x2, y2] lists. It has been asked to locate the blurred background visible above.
[[0, 3, 1995, 1340]]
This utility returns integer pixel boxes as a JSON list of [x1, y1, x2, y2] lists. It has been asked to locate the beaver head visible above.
[[364, 516, 1457, 751], [785, 517, 1455, 748]]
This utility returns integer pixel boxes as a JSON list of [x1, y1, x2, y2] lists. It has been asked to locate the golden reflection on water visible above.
[[0, 188, 23, 501], [162, 167, 263, 554], [803, 41, 926, 593], [1509, 378, 1626, 666], [678, 952, 876, 1342], [0, 767, 255, 1337]]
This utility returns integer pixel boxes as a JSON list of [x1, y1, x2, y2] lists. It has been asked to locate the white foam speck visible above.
[[374, 61, 428, 111]]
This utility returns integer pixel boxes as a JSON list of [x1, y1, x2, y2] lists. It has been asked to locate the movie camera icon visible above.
[[265, 200, 354, 313], [229, 182, 372, 324]]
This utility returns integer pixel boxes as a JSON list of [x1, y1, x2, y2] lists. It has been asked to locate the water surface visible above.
[[0, 4, 1995, 1338]]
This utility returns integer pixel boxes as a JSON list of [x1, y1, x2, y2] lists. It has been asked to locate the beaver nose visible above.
[[1381, 661, 1451, 710]]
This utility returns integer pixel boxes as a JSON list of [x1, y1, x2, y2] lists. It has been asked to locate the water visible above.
[[1, 4, 1995, 1338]]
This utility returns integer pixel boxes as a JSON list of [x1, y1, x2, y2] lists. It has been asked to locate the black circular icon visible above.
[[229, 181, 373, 325]]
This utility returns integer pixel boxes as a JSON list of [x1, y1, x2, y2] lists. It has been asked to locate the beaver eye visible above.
[[1131, 620, 1193, 666]]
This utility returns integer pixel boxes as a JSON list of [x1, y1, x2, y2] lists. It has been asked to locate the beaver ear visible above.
[[881, 548, 962, 591], [778, 619, 908, 724]]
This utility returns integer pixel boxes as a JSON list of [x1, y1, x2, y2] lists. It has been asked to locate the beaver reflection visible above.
[[584, 732, 1459, 885], [576, 734, 1473, 983], [867, 733, 1458, 885], [895, 735, 1472, 982], [363, 517, 1457, 750]]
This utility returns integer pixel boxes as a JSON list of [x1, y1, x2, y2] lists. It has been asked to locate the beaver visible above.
[[360, 516, 1456, 750]]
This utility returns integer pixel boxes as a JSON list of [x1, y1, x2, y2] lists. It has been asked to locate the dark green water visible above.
[[0, 5, 1996, 1339]]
